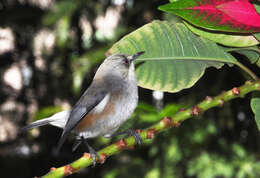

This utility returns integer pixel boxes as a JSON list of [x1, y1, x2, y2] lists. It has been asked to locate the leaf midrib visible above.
[[137, 57, 236, 64]]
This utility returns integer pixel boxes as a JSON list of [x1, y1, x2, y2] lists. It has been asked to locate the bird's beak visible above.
[[129, 51, 145, 63]]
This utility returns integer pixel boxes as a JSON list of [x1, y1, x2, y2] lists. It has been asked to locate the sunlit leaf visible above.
[[55, 16, 70, 48], [254, 33, 260, 42], [34, 106, 63, 121], [72, 46, 109, 93], [109, 21, 237, 93], [185, 22, 259, 47], [159, 0, 260, 33], [43, 0, 77, 25], [250, 98, 260, 131]]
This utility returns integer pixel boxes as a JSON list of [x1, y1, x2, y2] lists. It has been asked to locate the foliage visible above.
[[1, 0, 260, 178], [109, 21, 237, 92], [251, 98, 260, 130], [159, 0, 260, 33]]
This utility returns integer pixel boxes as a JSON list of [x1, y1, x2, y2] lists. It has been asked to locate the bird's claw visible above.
[[83, 139, 99, 167], [111, 129, 142, 145]]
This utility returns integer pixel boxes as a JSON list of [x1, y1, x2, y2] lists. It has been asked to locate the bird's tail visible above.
[[20, 110, 71, 133], [20, 118, 53, 132]]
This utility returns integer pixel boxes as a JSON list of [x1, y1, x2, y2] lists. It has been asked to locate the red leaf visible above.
[[187, 0, 260, 31], [218, 0, 260, 28], [159, 0, 260, 33]]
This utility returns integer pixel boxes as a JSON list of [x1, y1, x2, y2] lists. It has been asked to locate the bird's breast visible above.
[[75, 82, 138, 137]]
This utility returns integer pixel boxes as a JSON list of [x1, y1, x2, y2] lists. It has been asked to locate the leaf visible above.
[[185, 22, 259, 47], [72, 46, 109, 93], [254, 3, 260, 14], [55, 16, 71, 48], [225, 46, 260, 64], [43, 0, 77, 25], [108, 21, 237, 92], [250, 98, 260, 131], [34, 106, 63, 121], [254, 33, 260, 42], [235, 47, 260, 64], [238, 50, 260, 64], [254, 3, 260, 41], [159, 0, 260, 33]]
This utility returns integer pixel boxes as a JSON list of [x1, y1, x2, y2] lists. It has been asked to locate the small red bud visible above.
[[162, 117, 172, 128], [136, 129, 142, 134], [190, 106, 202, 116], [232, 87, 240, 95], [83, 153, 91, 159], [98, 153, 107, 164], [116, 139, 127, 149], [64, 165, 73, 175], [50, 167, 56, 171], [147, 129, 157, 139]]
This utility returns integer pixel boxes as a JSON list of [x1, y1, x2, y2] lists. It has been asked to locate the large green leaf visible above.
[[185, 22, 259, 47], [250, 98, 260, 131], [108, 21, 237, 92]]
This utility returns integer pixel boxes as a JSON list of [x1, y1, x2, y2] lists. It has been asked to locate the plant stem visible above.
[[236, 61, 258, 80], [42, 80, 260, 178]]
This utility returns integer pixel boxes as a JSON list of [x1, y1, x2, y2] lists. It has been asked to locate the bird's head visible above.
[[95, 51, 145, 81]]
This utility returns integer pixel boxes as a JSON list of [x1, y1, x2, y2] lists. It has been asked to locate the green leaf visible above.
[[250, 4, 259, 41], [158, 104, 183, 118], [43, 0, 77, 25], [254, 33, 260, 42], [72, 46, 109, 94], [108, 21, 237, 93], [225, 47, 260, 64], [185, 22, 259, 47], [254, 4, 260, 14], [235, 47, 260, 64], [55, 16, 70, 48], [34, 106, 63, 121], [250, 98, 260, 131], [253, 0, 260, 40]]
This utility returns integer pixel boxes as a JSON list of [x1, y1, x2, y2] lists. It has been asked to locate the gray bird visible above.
[[21, 51, 145, 165]]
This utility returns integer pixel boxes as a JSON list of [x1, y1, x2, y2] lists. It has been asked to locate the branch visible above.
[[42, 80, 260, 178]]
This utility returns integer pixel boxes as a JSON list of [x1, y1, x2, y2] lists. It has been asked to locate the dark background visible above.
[[0, 0, 260, 177]]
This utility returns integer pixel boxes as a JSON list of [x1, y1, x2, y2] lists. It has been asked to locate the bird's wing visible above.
[[56, 82, 108, 152]]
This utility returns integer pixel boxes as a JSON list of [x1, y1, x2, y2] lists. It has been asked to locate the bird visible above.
[[21, 51, 145, 165]]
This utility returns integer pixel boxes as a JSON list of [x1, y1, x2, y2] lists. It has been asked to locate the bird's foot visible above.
[[72, 137, 99, 167], [83, 140, 99, 167], [111, 129, 142, 145]]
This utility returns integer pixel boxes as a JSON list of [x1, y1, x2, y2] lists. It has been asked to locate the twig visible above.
[[42, 80, 260, 178]]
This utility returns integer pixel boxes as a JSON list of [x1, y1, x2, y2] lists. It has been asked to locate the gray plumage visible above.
[[22, 52, 145, 155]]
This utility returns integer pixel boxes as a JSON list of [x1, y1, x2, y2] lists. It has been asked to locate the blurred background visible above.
[[1, 0, 260, 177]]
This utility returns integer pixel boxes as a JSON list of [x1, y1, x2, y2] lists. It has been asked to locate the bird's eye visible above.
[[123, 58, 129, 65]]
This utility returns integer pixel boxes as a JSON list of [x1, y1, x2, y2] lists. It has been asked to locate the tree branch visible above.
[[42, 80, 260, 178]]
